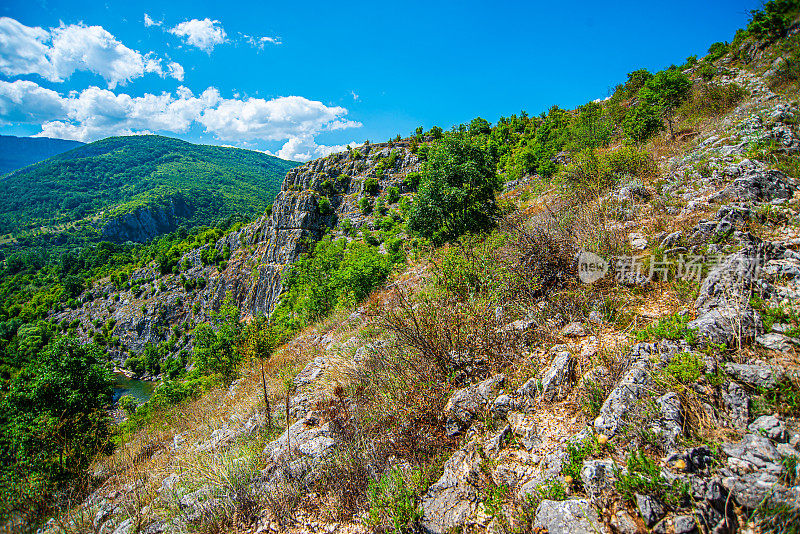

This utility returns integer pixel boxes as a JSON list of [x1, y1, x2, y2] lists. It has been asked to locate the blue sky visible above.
[[0, 0, 758, 161]]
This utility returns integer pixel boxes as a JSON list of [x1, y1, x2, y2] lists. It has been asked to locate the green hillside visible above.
[[0, 135, 299, 244]]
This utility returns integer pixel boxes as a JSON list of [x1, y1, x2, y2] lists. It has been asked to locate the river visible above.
[[112, 373, 156, 404]]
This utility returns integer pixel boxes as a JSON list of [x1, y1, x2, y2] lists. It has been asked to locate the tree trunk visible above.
[[261, 360, 271, 432], [285, 388, 291, 457]]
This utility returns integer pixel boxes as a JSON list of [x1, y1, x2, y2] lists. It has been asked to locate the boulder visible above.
[[594, 357, 651, 437], [722, 381, 750, 430], [748, 415, 788, 442], [636, 493, 665, 527], [721, 434, 782, 475], [421, 443, 485, 534], [532, 499, 602, 534], [540, 352, 574, 401], [579, 459, 618, 498], [263, 417, 336, 462], [725, 362, 783, 389], [443, 374, 505, 435], [756, 332, 798, 353], [561, 322, 586, 337]]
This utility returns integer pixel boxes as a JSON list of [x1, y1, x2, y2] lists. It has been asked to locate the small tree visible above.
[[408, 133, 501, 244], [192, 296, 243, 380], [639, 69, 692, 138], [241, 316, 284, 432]]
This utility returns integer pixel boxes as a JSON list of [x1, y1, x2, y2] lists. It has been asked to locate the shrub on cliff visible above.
[[407, 133, 501, 245]]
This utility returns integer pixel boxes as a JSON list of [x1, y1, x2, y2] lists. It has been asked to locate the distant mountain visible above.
[[0, 135, 300, 244], [0, 135, 85, 174]]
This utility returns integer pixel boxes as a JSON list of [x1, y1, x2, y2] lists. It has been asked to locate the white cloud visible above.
[[0, 17, 183, 87], [0, 17, 52, 79], [199, 95, 360, 142], [169, 18, 226, 52], [0, 80, 66, 124], [143, 13, 161, 27], [242, 33, 282, 49], [274, 136, 358, 162], [0, 81, 361, 157], [167, 61, 185, 82]]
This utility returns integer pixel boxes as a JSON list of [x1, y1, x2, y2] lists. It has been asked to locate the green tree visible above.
[[408, 133, 501, 244], [748, 0, 800, 40], [639, 69, 692, 138], [622, 102, 664, 144], [0, 337, 113, 519], [192, 297, 243, 380]]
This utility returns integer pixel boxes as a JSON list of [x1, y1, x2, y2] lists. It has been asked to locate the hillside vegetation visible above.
[[0, 135, 298, 245]]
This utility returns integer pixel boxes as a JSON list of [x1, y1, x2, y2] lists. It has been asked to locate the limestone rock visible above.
[[443, 374, 504, 435], [532, 499, 602, 534], [725, 362, 783, 389], [748, 415, 788, 442]]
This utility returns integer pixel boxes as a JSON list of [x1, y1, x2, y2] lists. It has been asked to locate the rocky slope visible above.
[[37, 24, 800, 534]]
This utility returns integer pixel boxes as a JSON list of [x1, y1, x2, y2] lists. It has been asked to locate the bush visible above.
[[634, 313, 698, 345], [407, 133, 501, 245], [362, 177, 380, 195], [748, 0, 800, 41], [622, 102, 663, 143], [706, 41, 729, 62], [358, 197, 373, 214], [318, 196, 333, 216], [385, 186, 400, 204], [615, 450, 689, 507]]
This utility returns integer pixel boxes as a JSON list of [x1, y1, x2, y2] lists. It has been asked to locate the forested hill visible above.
[[0, 135, 300, 245], [0, 135, 84, 174]]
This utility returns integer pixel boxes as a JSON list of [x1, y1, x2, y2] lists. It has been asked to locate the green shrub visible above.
[[385, 186, 401, 204], [634, 313, 698, 345], [615, 450, 689, 507], [318, 196, 333, 216], [706, 42, 729, 61], [402, 172, 421, 190], [623, 101, 663, 143], [363, 177, 380, 195], [359, 197, 373, 214], [748, 0, 800, 41], [666, 351, 703, 383]]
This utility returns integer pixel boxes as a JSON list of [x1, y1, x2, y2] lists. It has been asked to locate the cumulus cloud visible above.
[[199, 95, 360, 142], [274, 136, 359, 162], [143, 13, 161, 27], [0, 80, 361, 158], [0, 80, 66, 124], [169, 18, 227, 52], [167, 61, 185, 82], [0, 17, 52, 79], [0, 17, 183, 88]]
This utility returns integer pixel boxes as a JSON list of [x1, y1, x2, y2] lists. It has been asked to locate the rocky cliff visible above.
[[101, 197, 193, 243], [53, 142, 419, 364]]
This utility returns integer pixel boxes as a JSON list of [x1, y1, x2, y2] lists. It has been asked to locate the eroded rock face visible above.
[[688, 243, 786, 346], [211, 143, 420, 320], [420, 441, 485, 534], [102, 197, 192, 243]]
